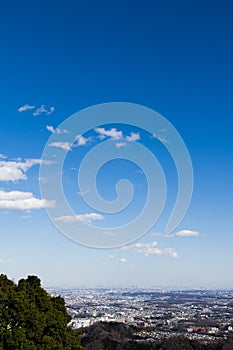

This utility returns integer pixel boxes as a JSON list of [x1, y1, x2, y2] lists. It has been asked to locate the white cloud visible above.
[[120, 257, 128, 263], [120, 245, 130, 251], [18, 104, 35, 112], [0, 158, 52, 182], [19, 158, 52, 171], [0, 154, 7, 159], [115, 142, 127, 149], [55, 213, 104, 223], [47, 106, 55, 115], [126, 132, 140, 142], [46, 125, 57, 134], [120, 241, 178, 258], [18, 104, 55, 116], [46, 125, 69, 134], [33, 105, 55, 116], [100, 254, 115, 261], [75, 135, 92, 146], [21, 214, 32, 219], [77, 189, 90, 196], [0, 258, 11, 264], [33, 105, 47, 116], [151, 134, 169, 144], [94, 128, 142, 144], [164, 230, 200, 238], [38, 176, 48, 184], [0, 190, 55, 211], [49, 142, 72, 151], [175, 230, 200, 237], [94, 127, 123, 140], [107, 255, 114, 259], [102, 231, 116, 237], [141, 247, 178, 258], [134, 242, 145, 248], [0, 162, 26, 181]]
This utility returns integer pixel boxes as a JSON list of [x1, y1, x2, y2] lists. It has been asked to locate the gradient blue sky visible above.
[[0, 0, 232, 288]]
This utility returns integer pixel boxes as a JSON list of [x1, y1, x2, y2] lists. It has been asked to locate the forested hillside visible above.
[[81, 322, 233, 350]]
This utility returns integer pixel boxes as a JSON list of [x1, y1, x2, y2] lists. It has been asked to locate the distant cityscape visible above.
[[47, 287, 233, 343]]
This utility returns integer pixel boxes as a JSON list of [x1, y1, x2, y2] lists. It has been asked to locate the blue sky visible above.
[[0, 0, 233, 288]]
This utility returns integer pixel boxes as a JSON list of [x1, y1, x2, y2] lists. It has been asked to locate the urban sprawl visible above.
[[47, 288, 233, 343]]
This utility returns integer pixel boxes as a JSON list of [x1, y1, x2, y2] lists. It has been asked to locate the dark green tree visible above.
[[0, 274, 84, 350]]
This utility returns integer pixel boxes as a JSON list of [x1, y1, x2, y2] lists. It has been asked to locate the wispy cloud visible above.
[[18, 104, 55, 116], [18, 104, 35, 112], [46, 125, 57, 133], [119, 257, 128, 263], [46, 125, 69, 134], [0, 154, 7, 159], [47, 134, 91, 150], [55, 213, 104, 223], [126, 132, 140, 142], [121, 241, 178, 258], [21, 214, 32, 219], [75, 135, 92, 146], [151, 133, 169, 144], [33, 105, 55, 116], [108, 255, 115, 259], [94, 127, 123, 140], [102, 230, 116, 237], [49, 142, 72, 151], [0, 190, 55, 211], [175, 230, 200, 237], [47, 106, 55, 115], [0, 158, 52, 182], [115, 142, 127, 149], [38, 176, 48, 184], [77, 189, 90, 196], [94, 127, 142, 147], [0, 258, 11, 264], [120, 245, 130, 251], [164, 229, 200, 238]]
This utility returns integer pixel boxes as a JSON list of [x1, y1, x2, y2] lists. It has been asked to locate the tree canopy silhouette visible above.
[[0, 274, 84, 350]]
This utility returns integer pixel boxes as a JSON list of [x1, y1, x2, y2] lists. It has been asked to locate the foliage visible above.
[[0, 274, 84, 350], [81, 322, 233, 350]]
